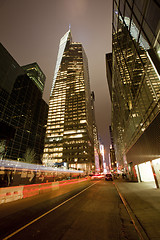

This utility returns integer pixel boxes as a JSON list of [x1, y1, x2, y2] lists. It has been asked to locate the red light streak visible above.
[[0, 178, 88, 202]]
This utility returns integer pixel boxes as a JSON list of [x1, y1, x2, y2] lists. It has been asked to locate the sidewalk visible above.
[[114, 180, 160, 240]]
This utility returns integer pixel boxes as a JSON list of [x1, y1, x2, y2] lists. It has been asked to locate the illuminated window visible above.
[[43, 30, 94, 168]]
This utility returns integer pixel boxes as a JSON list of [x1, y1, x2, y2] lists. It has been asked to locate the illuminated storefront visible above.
[[135, 158, 160, 188], [136, 162, 154, 182]]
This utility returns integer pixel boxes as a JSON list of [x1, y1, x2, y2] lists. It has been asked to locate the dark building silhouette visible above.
[[108, 126, 117, 171], [106, 54, 117, 172], [0, 43, 48, 163], [22, 62, 46, 93], [111, 0, 160, 184], [0, 43, 24, 94], [106, 53, 112, 100]]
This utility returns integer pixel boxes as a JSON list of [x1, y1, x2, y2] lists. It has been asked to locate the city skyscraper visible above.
[[22, 62, 46, 94], [111, 0, 160, 184], [0, 43, 48, 163], [91, 91, 101, 173], [43, 30, 94, 172]]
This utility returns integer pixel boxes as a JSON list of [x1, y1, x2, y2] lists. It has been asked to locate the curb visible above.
[[114, 182, 150, 240]]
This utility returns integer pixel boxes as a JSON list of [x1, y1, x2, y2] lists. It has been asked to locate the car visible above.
[[105, 173, 113, 181], [90, 174, 104, 180]]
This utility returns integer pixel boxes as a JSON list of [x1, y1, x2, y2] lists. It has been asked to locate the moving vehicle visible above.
[[90, 174, 104, 180], [105, 173, 113, 181]]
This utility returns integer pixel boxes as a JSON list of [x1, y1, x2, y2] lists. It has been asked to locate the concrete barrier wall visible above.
[[0, 178, 88, 204], [23, 182, 60, 199], [0, 186, 24, 204]]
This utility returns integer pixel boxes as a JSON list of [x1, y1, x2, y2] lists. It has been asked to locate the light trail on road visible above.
[[3, 182, 98, 240]]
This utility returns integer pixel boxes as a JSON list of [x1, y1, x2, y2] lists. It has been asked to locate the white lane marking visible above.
[[3, 182, 97, 240]]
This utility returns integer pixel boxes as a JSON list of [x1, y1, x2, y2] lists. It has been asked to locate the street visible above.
[[0, 180, 139, 240]]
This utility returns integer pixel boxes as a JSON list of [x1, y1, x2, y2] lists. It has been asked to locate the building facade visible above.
[[0, 43, 48, 163], [22, 62, 46, 93], [112, 0, 160, 184], [43, 30, 94, 172], [106, 54, 117, 173], [99, 144, 107, 173], [106, 53, 112, 100], [91, 91, 101, 173]]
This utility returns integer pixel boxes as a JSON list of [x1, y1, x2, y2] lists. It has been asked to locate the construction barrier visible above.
[[0, 178, 88, 204], [0, 186, 24, 204]]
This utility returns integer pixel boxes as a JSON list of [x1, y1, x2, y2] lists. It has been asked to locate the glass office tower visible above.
[[43, 30, 94, 172], [0, 43, 48, 163], [22, 62, 46, 93], [112, 0, 160, 180]]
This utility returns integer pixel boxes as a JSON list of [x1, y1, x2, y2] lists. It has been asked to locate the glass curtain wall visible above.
[[112, 0, 160, 165]]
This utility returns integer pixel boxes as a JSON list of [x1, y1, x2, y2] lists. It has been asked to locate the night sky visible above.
[[0, 0, 112, 162]]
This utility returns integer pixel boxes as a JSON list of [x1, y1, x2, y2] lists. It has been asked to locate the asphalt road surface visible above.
[[0, 180, 139, 240]]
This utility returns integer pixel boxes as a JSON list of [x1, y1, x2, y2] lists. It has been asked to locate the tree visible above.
[[0, 140, 6, 160], [23, 148, 36, 163]]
